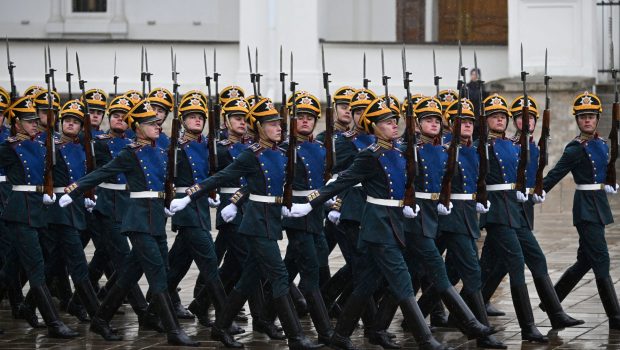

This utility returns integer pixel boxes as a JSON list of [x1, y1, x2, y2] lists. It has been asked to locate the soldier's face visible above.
[[228, 115, 246, 137], [296, 113, 316, 136], [62, 116, 82, 137], [353, 109, 364, 126], [487, 113, 507, 132], [335, 104, 351, 124], [109, 112, 128, 132], [137, 121, 160, 141], [419, 116, 441, 136], [375, 118, 399, 140], [89, 109, 104, 127], [577, 113, 598, 134], [514, 114, 536, 132], [183, 113, 205, 134], [37, 110, 48, 127], [262, 120, 281, 143], [460, 119, 474, 138], [18, 119, 39, 137], [153, 105, 168, 125]]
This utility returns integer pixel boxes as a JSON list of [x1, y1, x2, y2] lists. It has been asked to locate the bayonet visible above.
[[66, 47, 73, 99], [255, 47, 261, 95], [145, 47, 151, 92], [204, 48, 212, 100], [381, 49, 390, 107], [363, 52, 370, 89], [247, 46, 258, 103], [433, 49, 441, 97], [47, 45, 56, 92], [113, 51, 118, 96]]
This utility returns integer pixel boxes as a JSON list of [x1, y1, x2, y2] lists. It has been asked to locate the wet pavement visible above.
[[2, 177, 620, 349]]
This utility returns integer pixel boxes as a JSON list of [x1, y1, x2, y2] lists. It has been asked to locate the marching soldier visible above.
[[170, 97, 321, 350], [286, 97, 454, 350], [147, 87, 173, 149], [83, 88, 108, 137], [33, 89, 60, 143], [0, 96, 79, 338], [437, 89, 458, 144], [58, 99, 199, 346], [541, 92, 620, 329]]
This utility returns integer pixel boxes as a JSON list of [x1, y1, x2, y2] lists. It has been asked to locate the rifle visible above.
[[113, 52, 118, 96], [164, 48, 181, 208], [213, 48, 221, 137], [43, 49, 56, 197], [6, 37, 16, 135], [283, 53, 297, 209], [140, 46, 146, 96], [535, 49, 551, 196], [474, 51, 489, 205], [515, 44, 530, 194], [363, 52, 370, 89], [438, 42, 465, 207], [208, 49, 219, 200], [47, 45, 56, 93], [402, 46, 418, 207], [433, 49, 441, 97], [322, 45, 335, 182], [247, 46, 259, 104], [66, 47, 73, 100], [607, 41, 619, 186], [76, 52, 96, 200], [279, 45, 288, 140], [255, 47, 262, 96]]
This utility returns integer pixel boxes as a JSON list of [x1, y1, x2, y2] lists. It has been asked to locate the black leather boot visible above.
[[188, 286, 214, 327], [481, 271, 506, 317], [321, 265, 350, 312], [318, 266, 331, 289], [90, 283, 128, 341], [14, 288, 44, 328], [533, 275, 584, 329], [32, 284, 79, 338], [539, 268, 586, 311], [485, 303, 505, 317], [462, 292, 506, 349], [275, 293, 323, 350], [440, 287, 496, 339], [66, 295, 90, 322], [368, 293, 400, 349], [250, 284, 284, 339], [170, 289, 194, 319], [211, 288, 247, 348], [511, 284, 547, 343], [329, 293, 367, 350], [290, 283, 308, 317], [152, 291, 199, 346], [125, 284, 163, 332], [304, 288, 334, 345], [596, 276, 620, 330], [399, 296, 450, 350], [74, 278, 101, 319]]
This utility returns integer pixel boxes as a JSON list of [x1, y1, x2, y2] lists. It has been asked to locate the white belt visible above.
[[293, 190, 314, 197], [415, 192, 440, 200], [576, 184, 605, 191], [12, 185, 42, 192], [353, 183, 362, 188], [98, 183, 126, 190], [450, 193, 476, 200], [220, 187, 240, 194], [366, 196, 403, 207], [249, 194, 282, 204], [486, 183, 515, 191], [175, 187, 188, 194], [326, 174, 338, 185], [130, 191, 165, 199], [53, 187, 66, 194], [0, 176, 6, 182]]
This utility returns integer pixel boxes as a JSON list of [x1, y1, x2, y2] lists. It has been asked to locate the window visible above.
[[72, 0, 107, 13]]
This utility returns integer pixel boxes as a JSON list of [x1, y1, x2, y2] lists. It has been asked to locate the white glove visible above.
[[59, 194, 73, 207], [208, 193, 221, 208], [289, 203, 313, 218], [281, 206, 292, 218], [476, 201, 491, 214], [327, 210, 341, 225], [516, 191, 529, 203], [324, 196, 337, 208], [164, 208, 175, 217], [437, 202, 453, 216], [43, 193, 56, 205], [170, 196, 191, 213], [532, 190, 546, 204], [84, 197, 96, 209], [605, 184, 619, 194], [221, 203, 238, 223], [402, 204, 420, 218]]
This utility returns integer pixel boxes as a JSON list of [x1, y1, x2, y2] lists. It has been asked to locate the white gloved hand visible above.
[[532, 190, 546, 204], [516, 191, 529, 203], [327, 210, 341, 225], [43, 193, 56, 205], [605, 184, 619, 194], [59, 194, 74, 207], [281, 206, 292, 218], [208, 193, 221, 208], [170, 196, 192, 213], [164, 208, 175, 217], [403, 204, 420, 218], [221, 203, 238, 223], [324, 196, 337, 208], [437, 202, 453, 215], [476, 200, 491, 214], [289, 203, 313, 218], [84, 197, 96, 209]]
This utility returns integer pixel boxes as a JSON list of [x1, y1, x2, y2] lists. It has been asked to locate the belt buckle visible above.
[[158, 192, 165, 199], [398, 199, 404, 207], [275, 196, 283, 204], [509, 183, 516, 190], [472, 193, 477, 200], [36, 185, 44, 193], [431, 193, 439, 200]]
